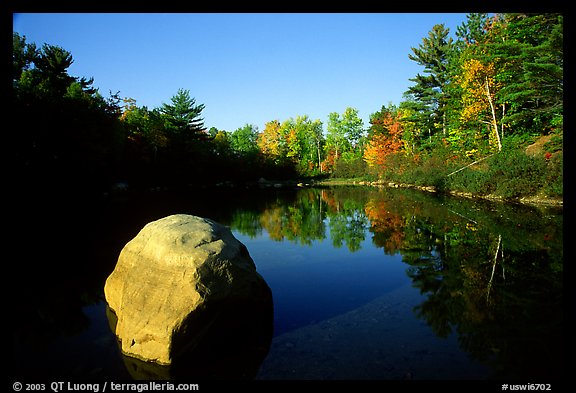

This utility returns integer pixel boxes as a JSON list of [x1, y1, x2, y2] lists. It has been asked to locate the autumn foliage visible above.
[[458, 58, 502, 151], [257, 120, 283, 159], [363, 105, 404, 169], [13, 13, 562, 197], [364, 199, 406, 254]]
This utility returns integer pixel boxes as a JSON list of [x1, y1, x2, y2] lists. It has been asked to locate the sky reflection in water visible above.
[[12, 186, 563, 380], [226, 186, 563, 380]]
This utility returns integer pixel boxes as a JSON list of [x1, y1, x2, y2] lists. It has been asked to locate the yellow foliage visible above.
[[257, 120, 282, 158], [459, 59, 497, 123]]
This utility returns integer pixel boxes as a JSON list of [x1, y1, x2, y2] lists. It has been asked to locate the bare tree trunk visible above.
[[319, 190, 323, 221], [485, 77, 502, 151], [317, 140, 322, 172], [501, 103, 506, 143], [486, 234, 502, 302], [446, 153, 495, 177]]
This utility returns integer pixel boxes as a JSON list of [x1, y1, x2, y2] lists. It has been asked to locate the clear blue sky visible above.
[[13, 13, 469, 133]]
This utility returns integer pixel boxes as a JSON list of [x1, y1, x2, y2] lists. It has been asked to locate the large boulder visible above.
[[104, 214, 272, 370]]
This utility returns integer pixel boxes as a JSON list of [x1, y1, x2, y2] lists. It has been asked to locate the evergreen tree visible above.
[[455, 13, 491, 46], [12, 33, 37, 84], [498, 13, 563, 134], [13, 33, 124, 191], [403, 24, 454, 140], [159, 88, 206, 141]]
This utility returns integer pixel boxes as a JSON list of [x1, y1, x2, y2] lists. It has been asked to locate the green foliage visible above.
[[455, 13, 490, 46], [325, 108, 364, 160], [488, 150, 546, 198], [543, 132, 563, 153], [13, 33, 125, 194], [543, 153, 563, 197], [362, 13, 563, 200], [445, 148, 560, 199], [13, 13, 563, 199], [495, 14, 563, 135], [501, 132, 536, 150], [230, 124, 259, 156], [12, 33, 37, 83], [273, 115, 326, 176], [404, 23, 453, 138], [340, 107, 365, 148], [159, 88, 206, 141], [325, 111, 350, 160], [446, 168, 493, 195], [332, 156, 367, 179]]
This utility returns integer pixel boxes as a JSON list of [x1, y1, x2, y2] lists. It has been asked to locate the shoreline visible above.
[[311, 178, 564, 208]]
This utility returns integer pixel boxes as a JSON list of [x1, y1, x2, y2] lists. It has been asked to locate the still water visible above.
[[12, 185, 563, 380]]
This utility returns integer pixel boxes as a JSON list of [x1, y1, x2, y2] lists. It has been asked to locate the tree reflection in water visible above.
[[13, 185, 563, 379], [228, 186, 563, 379]]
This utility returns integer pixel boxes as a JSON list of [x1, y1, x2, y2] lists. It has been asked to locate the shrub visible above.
[[543, 132, 563, 153], [361, 143, 562, 200], [543, 152, 563, 197], [446, 168, 493, 195], [488, 149, 547, 198], [332, 156, 367, 179]]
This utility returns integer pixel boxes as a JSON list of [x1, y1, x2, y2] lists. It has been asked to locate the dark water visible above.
[[12, 185, 564, 380]]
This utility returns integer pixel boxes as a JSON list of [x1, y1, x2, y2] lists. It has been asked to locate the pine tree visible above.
[[498, 13, 563, 133], [159, 88, 206, 141], [404, 24, 454, 140]]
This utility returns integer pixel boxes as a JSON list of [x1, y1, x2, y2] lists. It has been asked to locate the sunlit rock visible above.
[[104, 214, 273, 369]]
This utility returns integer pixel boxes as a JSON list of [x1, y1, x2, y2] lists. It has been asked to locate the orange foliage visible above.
[[363, 110, 404, 169], [364, 199, 406, 253], [321, 150, 337, 173], [319, 188, 340, 212]]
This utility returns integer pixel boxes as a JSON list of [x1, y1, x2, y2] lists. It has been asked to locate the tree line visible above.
[[13, 13, 562, 198]]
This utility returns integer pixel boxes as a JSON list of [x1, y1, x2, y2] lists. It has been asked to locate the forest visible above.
[[13, 13, 563, 200]]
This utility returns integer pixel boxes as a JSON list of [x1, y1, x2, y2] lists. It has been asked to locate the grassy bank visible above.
[[315, 139, 563, 207], [315, 177, 563, 207]]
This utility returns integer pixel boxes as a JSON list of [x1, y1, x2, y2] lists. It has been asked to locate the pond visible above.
[[12, 185, 563, 380]]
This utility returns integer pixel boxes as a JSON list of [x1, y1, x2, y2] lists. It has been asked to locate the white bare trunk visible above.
[[485, 77, 502, 151], [486, 234, 502, 302]]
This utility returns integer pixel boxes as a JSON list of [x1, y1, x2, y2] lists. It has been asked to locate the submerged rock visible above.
[[104, 214, 272, 372]]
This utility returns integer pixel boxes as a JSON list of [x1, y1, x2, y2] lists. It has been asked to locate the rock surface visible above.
[[104, 214, 272, 366]]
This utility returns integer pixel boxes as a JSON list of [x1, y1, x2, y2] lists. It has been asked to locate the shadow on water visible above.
[[12, 184, 564, 379], [12, 186, 288, 379], [106, 289, 274, 380]]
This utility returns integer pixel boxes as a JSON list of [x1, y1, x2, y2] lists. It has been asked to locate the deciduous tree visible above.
[[363, 105, 405, 169], [257, 120, 284, 161], [458, 58, 502, 151], [230, 124, 259, 156]]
